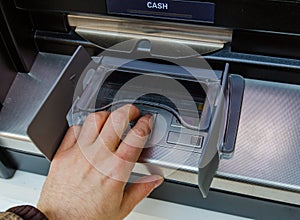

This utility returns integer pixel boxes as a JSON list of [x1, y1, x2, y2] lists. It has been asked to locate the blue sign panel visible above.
[[106, 0, 215, 23]]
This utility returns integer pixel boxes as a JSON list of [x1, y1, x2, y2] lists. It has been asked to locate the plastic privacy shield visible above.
[[66, 40, 244, 197], [67, 39, 220, 126]]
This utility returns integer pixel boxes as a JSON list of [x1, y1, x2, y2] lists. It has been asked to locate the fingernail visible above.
[[143, 113, 152, 118], [141, 114, 153, 128], [154, 176, 164, 188], [146, 114, 155, 128]]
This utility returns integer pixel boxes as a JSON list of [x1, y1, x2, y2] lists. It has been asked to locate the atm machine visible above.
[[0, 0, 300, 219]]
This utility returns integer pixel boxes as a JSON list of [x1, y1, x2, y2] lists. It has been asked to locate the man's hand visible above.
[[37, 104, 164, 220]]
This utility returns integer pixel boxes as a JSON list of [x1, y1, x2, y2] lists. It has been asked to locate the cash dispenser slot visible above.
[[68, 14, 232, 56]]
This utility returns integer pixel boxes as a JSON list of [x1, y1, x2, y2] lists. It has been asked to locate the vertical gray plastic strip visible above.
[[199, 64, 229, 168], [198, 153, 219, 197], [198, 63, 229, 197]]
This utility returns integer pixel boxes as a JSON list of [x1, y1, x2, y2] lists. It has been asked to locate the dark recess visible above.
[[232, 30, 300, 60], [0, 0, 37, 72]]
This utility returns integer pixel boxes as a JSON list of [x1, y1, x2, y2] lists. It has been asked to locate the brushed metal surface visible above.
[[218, 79, 300, 192], [1, 51, 300, 204], [0, 52, 70, 154]]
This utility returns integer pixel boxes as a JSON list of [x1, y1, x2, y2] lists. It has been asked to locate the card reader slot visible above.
[[93, 99, 201, 131], [91, 70, 208, 131], [98, 86, 204, 114]]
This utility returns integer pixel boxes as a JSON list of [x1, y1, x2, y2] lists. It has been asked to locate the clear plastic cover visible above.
[[63, 39, 235, 197], [67, 39, 222, 131]]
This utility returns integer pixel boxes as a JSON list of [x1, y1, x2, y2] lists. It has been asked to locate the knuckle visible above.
[[117, 143, 139, 162], [85, 112, 97, 123], [111, 110, 127, 125], [86, 112, 106, 123], [95, 111, 110, 119], [123, 104, 140, 115], [134, 118, 151, 136], [138, 116, 151, 125], [116, 149, 129, 161], [132, 124, 149, 137], [125, 104, 138, 111]]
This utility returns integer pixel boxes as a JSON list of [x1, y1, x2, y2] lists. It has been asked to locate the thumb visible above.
[[120, 175, 164, 216]]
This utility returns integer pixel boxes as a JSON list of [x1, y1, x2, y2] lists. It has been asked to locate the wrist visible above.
[[7, 205, 48, 220]]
